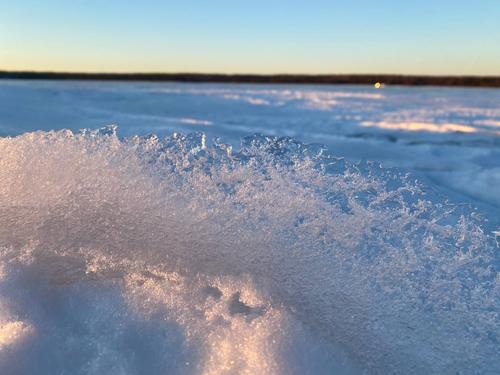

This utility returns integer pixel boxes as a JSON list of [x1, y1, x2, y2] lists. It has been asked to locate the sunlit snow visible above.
[[0, 81, 499, 374]]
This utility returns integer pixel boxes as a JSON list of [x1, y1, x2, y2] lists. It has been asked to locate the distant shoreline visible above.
[[1, 71, 499, 88]]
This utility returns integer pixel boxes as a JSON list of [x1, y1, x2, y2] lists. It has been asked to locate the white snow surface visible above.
[[0, 80, 499, 374]]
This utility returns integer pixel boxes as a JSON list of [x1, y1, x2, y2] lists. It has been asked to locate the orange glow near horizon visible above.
[[361, 121, 478, 134]]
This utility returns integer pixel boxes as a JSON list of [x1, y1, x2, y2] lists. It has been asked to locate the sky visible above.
[[1, 0, 499, 75]]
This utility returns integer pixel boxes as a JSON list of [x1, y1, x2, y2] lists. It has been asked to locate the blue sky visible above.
[[1, 0, 499, 75]]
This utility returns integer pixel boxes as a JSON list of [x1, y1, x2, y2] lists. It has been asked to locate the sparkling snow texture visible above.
[[0, 126, 498, 374]]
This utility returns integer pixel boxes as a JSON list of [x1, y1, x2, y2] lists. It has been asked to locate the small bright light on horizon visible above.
[[374, 82, 383, 89]]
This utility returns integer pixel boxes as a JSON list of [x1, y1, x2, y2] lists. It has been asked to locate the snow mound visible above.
[[0, 126, 498, 374]]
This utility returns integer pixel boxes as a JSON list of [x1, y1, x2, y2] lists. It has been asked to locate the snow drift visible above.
[[0, 126, 498, 374]]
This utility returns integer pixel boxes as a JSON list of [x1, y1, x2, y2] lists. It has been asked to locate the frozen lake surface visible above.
[[0, 80, 499, 374]]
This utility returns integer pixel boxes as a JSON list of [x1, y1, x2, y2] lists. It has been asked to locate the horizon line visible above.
[[1, 70, 499, 88]]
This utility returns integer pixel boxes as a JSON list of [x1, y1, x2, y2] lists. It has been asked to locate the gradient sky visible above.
[[1, 0, 499, 75]]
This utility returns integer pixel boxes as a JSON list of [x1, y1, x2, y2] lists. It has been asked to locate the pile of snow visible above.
[[0, 127, 498, 374]]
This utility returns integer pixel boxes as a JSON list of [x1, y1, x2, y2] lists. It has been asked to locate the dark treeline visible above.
[[1, 71, 499, 87]]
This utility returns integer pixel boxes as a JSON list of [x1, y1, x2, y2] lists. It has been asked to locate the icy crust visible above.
[[0, 126, 498, 374]]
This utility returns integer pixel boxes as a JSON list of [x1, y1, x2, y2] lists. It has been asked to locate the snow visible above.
[[0, 80, 499, 374]]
